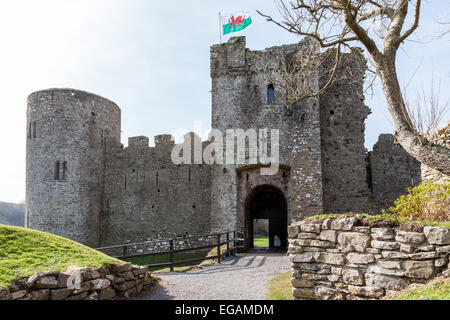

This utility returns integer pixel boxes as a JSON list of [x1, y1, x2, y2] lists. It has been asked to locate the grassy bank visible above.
[[265, 272, 293, 300], [0, 224, 120, 288]]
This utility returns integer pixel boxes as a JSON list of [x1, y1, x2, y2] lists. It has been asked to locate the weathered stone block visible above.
[[416, 245, 434, 252], [297, 232, 319, 240], [371, 240, 400, 250], [288, 225, 299, 238], [291, 252, 320, 263], [303, 247, 326, 252], [337, 232, 371, 252], [376, 261, 402, 270], [322, 219, 332, 230], [116, 281, 135, 292], [404, 261, 434, 279], [424, 227, 450, 245], [315, 286, 345, 300], [295, 239, 335, 248], [57, 273, 71, 288], [347, 285, 384, 298], [99, 286, 116, 300], [395, 231, 426, 244], [293, 288, 315, 299], [300, 223, 322, 234], [73, 281, 92, 294], [381, 251, 409, 259], [120, 271, 135, 281], [400, 245, 415, 253], [353, 226, 371, 234], [65, 291, 89, 301], [318, 230, 338, 243], [90, 278, 111, 290], [436, 245, 450, 254], [86, 292, 99, 300], [371, 228, 395, 241], [10, 290, 27, 300], [365, 273, 408, 291], [34, 276, 58, 289], [291, 279, 313, 288], [0, 288, 11, 300], [50, 288, 72, 300], [110, 262, 132, 274], [347, 253, 375, 265], [316, 253, 346, 265], [367, 266, 405, 277], [409, 252, 439, 260], [342, 269, 365, 286], [331, 217, 357, 231], [435, 258, 448, 267], [30, 289, 50, 300]]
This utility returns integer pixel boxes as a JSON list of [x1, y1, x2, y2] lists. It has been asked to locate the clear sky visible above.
[[0, 1, 449, 203]]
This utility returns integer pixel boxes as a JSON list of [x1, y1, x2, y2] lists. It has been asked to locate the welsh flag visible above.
[[221, 13, 252, 35]]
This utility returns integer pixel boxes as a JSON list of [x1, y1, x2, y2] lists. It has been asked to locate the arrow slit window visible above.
[[267, 84, 275, 105]]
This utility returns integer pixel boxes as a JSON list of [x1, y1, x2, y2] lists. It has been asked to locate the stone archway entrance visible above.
[[244, 185, 288, 250]]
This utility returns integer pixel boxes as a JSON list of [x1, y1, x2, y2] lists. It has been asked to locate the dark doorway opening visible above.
[[245, 185, 288, 250]]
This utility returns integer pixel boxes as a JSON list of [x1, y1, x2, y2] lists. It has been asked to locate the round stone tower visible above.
[[25, 88, 121, 247]]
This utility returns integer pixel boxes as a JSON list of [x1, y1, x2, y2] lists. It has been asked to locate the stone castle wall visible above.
[[319, 49, 372, 213], [288, 217, 450, 300], [26, 89, 121, 247], [25, 38, 427, 249], [370, 134, 422, 202], [100, 134, 212, 247]]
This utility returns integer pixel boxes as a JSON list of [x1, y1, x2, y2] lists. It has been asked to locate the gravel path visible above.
[[137, 253, 290, 300]]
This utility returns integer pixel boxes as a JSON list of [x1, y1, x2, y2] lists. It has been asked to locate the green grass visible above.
[[265, 272, 293, 300], [254, 236, 269, 247], [0, 224, 121, 288], [392, 279, 450, 300]]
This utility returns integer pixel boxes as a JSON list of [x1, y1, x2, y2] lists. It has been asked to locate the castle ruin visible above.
[[25, 37, 422, 249]]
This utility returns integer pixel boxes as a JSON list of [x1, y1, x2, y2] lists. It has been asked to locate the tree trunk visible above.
[[376, 56, 450, 175]]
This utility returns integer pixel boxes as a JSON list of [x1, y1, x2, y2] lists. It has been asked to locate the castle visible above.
[[25, 37, 422, 249]]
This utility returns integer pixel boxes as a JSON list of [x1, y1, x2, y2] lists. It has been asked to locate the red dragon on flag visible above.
[[228, 15, 245, 28]]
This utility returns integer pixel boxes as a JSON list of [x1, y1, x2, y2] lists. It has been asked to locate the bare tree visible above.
[[404, 77, 449, 139], [258, 0, 450, 175]]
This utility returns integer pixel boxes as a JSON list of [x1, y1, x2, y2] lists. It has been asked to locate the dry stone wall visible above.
[[288, 217, 450, 300], [421, 122, 450, 183], [0, 262, 154, 301]]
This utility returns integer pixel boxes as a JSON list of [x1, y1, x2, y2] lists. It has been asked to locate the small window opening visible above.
[[267, 84, 275, 105], [62, 161, 67, 180], [54, 161, 60, 180], [32, 121, 37, 138]]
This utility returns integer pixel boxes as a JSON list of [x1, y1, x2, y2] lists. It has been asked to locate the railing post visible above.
[[233, 231, 236, 255], [169, 239, 174, 272], [226, 232, 230, 257], [122, 245, 128, 257], [217, 234, 221, 264]]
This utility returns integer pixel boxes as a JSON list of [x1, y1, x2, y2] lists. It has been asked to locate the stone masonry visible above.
[[0, 262, 154, 300], [26, 37, 423, 249], [289, 217, 450, 300]]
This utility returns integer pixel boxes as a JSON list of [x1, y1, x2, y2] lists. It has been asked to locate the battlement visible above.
[[155, 134, 175, 147]]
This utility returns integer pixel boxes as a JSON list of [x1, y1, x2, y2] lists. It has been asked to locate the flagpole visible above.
[[219, 12, 222, 44]]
